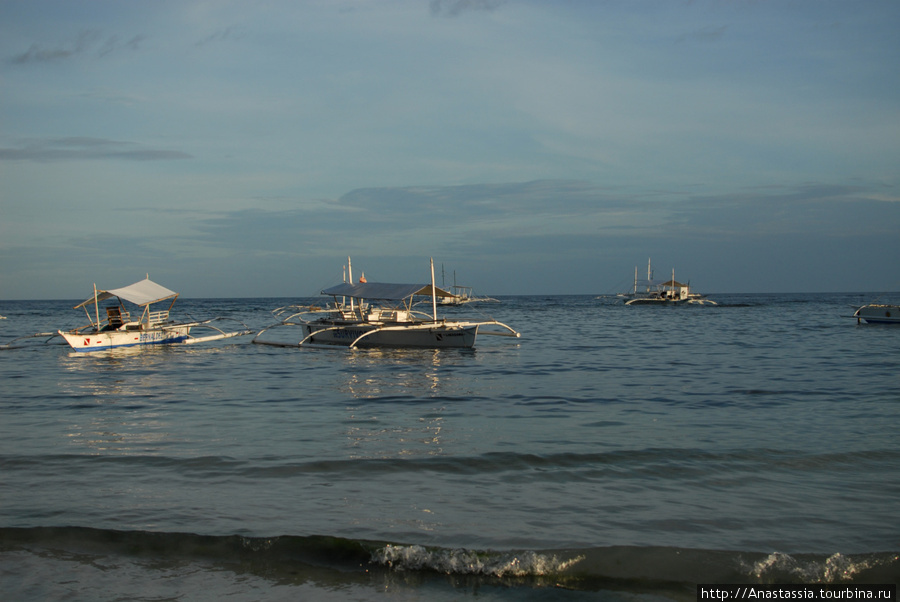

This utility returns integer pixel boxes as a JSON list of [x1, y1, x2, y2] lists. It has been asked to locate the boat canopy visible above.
[[73, 277, 179, 309], [659, 279, 688, 288], [321, 282, 455, 300]]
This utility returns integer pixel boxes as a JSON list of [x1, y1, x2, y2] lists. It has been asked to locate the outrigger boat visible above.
[[437, 268, 499, 306], [253, 258, 520, 349], [620, 259, 716, 306], [439, 285, 500, 306], [853, 303, 900, 324], [55, 276, 251, 352]]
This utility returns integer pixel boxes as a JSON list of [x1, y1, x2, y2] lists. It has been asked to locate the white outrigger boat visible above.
[[437, 268, 499, 306], [253, 259, 520, 349], [439, 285, 500, 306], [619, 259, 716, 306], [853, 303, 900, 324], [56, 276, 251, 352]]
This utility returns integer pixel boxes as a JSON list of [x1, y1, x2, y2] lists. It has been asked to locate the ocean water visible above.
[[0, 293, 898, 600]]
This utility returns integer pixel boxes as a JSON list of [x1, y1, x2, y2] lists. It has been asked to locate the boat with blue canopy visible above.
[[254, 259, 520, 349]]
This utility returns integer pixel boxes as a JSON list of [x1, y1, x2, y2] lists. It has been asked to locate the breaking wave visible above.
[[2, 527, 896, 594]]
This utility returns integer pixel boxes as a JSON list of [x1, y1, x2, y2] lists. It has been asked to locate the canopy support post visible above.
[[93, 283, 101, 330]]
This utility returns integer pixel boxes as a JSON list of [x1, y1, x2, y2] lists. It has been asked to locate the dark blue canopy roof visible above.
[[321, 282, 454, 300]]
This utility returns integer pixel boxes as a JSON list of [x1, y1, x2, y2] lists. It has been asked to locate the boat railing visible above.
[[367, 309, 410, 322], [147, 310, 170, 326]]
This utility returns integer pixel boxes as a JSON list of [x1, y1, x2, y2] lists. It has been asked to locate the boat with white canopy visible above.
[[253, 258, 520, 349], [620, 259, 717, 306], [437, 268, 499, 306], [56, 276, 251, 351]]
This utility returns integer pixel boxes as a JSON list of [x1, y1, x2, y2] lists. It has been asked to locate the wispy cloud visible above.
[[429, 0, 506, 18], [0, 138, 192, 162], [10, 30, 145, 64], [194, 27, 245, 48]]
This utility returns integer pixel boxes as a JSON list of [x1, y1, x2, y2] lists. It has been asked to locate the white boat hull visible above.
[[59, 326, 192, 351], [625, 297, 685, 306], [854, 304, 900, 324], [301, 322, 478, 348]]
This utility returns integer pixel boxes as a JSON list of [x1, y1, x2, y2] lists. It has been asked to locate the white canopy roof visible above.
[[74, 277, 179, 309], [321, 282, 454, 300], [659, 279, 688, 288]]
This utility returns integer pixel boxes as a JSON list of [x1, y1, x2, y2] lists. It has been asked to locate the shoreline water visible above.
[[1, 293, 898, 599]]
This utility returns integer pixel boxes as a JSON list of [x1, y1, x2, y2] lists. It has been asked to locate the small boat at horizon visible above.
[[253, 258, 520, 349], [619, 259, 717, 306], [437, 268, 500, 306]]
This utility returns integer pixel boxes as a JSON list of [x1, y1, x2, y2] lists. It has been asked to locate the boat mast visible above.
[[347, 257, 355, 311], [93, 283, 101, 330], [430, 258, 438, 322]]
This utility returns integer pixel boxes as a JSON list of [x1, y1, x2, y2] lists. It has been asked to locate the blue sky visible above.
[[2, 0, 899, 298]]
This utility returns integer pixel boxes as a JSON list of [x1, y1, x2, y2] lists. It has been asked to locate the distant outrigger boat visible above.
[[619, 259, 716, 306], [56, 276, 251, 352], [254, 258, 519, 349], [437, 269, 499, 306], [440, 285, 500, 306]]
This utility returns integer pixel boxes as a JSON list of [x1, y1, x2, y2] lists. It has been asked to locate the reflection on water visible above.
[[58, 347, 174, 398], [339, 347, 473, 400], [344, 409, 447, 460], [338, 349, 457, 459], [65, 414, 174, 454], [56, 347, 187, 455]]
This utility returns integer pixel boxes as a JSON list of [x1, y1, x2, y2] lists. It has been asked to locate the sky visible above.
[[1, 0, 899, 299]]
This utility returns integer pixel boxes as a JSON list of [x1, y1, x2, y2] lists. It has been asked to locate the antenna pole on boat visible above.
[[93, 283, 101, 330], [347, 257, 355, 311], [430, 258, 438, 322]]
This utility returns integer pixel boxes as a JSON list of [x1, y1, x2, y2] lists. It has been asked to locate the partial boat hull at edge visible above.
[[854, 304, 900, 324]]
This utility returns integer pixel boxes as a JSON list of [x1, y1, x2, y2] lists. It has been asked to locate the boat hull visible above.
[[59, 326, 192, 351], [624, 297, 687, 306], [302, 322, 478, 348], [854, 305, 900, 324]]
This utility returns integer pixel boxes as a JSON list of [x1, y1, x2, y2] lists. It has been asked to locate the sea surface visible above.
[[1, 293, 898, 601]]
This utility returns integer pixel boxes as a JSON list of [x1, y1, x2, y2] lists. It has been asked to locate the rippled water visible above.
[[1, 293, 898, 599]]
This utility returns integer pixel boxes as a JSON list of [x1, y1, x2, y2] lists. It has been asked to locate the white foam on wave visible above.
[[744, 552, 890, 583], [372, 544, 585, 577]]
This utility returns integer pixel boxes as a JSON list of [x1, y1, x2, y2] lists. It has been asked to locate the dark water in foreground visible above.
[[1, 293, 898, 600]]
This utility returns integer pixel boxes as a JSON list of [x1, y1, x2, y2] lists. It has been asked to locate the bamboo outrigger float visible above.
[[253, 258, 520, 349]]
